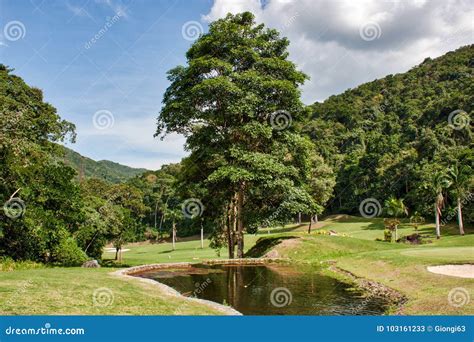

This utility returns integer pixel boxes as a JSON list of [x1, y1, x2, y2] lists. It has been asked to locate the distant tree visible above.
[[384, 197, 408, 240]]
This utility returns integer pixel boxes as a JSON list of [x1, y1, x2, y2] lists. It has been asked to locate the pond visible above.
[[136, 263, 390, 315]]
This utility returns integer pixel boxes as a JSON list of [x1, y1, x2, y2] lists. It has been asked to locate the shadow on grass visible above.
[[245, 235, 297, 258]]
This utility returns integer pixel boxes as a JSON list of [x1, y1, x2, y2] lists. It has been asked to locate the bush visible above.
[[384, 229, 392, 242], [50, 237, 87, 266], [0, 257, 44, 272]]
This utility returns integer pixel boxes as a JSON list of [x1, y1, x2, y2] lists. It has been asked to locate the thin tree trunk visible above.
[[435, 202, 441, 239], [308, 217, 312, 234], [226, 200, 234, 259], [172, 221, 176, 250], [457, 197, 465, 236], [298, 212, 301, 224], [115, 247, 119, 260], [200, 220, 204, 249], [314, 214, 318, 223], [236, 186, 244, 258], [158, 214, 164, 240]]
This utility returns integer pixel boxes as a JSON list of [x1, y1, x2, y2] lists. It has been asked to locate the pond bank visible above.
[[328, 265, 407, 314], [112, 262, 248, 315]]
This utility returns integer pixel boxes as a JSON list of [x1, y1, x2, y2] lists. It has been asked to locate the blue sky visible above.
[[1, 0, 472, 169]]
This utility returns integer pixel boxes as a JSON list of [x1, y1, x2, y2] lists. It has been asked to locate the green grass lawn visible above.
[[1, 216, 472, 315], [101, 234, 261, 266]]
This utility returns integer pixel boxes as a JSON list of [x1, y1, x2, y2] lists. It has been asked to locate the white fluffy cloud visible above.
[[204, 0, 473, 102]]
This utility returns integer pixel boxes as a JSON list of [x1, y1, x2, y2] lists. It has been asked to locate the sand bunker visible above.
[[427, 264, 474, 279]]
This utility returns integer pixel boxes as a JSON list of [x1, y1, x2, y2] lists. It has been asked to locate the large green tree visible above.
[[0, 65, 84, 263], [156, 12, 321, 258]]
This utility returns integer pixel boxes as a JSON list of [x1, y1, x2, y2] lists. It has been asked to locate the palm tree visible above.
[[431, 171, 451, 239], [447, 164, 472, 236], [384, 197, 408, 241]]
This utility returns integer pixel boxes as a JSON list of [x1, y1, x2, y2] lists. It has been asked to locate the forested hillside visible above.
[[304, 45, 473, 222], [61, 146, 147, 183]]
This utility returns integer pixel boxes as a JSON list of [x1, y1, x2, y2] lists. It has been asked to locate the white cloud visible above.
[[205, 0, 474, 103]]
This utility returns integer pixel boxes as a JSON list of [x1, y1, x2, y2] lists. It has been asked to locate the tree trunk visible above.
[[158, 214, 164, 240], [314, 214, 318, 223], [236, 186, 244, 258], [115, 247, 119, 261], [298, 212, 301, 224], [200, 224, 204, 249], [172, 221, 176, 250], [308, 218, 312, 234], [226, 200, 234, 259], [435, 202, 441, 239], [457, 197, 465, 236]]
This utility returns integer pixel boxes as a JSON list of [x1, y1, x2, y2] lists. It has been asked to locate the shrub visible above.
[[0, 257, 44, 272], [50, 237, 87, 266], [384, 229, 392, 242]]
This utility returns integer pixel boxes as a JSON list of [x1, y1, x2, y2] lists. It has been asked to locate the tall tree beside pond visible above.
[[156, 12, 322, 258]]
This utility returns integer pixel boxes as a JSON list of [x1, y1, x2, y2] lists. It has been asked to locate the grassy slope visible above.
[[265, 216, 474, 315], [1, 217, 472, 315]]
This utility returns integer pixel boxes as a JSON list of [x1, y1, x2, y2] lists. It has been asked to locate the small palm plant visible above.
[[409, 211, 425, 231], [384, 197, 408, 241]]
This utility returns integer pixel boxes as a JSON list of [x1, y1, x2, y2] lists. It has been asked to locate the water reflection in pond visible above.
[[136, 263, 389, 315]]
